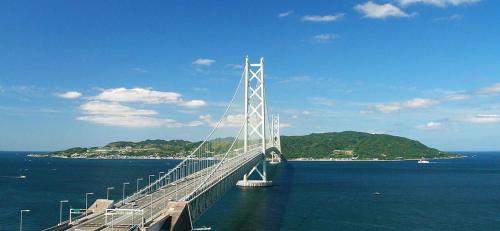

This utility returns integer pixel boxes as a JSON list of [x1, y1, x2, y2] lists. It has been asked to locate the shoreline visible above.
[[287, 156, 465, 162], [27, 154, 187, 160], [29, 154, 465, 161]]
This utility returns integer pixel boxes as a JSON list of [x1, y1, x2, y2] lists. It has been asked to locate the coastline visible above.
[[27, 154, 187, 160], [287, 156, 465, 162], [29, 154, 465, 162]]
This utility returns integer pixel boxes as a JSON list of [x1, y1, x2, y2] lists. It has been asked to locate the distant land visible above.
[[36, 131, 460, 160], [281, 131, 459, 160]]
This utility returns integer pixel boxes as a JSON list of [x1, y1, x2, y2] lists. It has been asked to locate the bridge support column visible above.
[[237, 163, 272, 187]]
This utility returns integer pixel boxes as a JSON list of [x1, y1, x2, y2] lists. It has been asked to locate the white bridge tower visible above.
[[270, 114, 282, 164], [237, 56, 273, 187]]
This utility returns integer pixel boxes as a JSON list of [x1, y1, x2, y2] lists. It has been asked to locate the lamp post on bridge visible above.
[[175, 169, 179, 200], [136, 178, 143, 193], [19, 209, 30, 231], [106, 187, 114, 200], [192, 162, 196, 193], [158, 171, 164, 188], [122, 182, 130, 201], [183, 163, 187, 178], [59, 200, 69, 225], [182, 163, 188, 198], [166, 173, 170, 189], [85, 192, 93, 217], [148, 175, 155, 193]]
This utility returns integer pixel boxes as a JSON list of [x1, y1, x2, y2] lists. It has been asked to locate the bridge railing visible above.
[[186, 145, 278, 221], [185, 136, 258, 202]]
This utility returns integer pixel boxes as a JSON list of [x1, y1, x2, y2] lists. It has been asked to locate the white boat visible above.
[[418, 158, 429, 164]]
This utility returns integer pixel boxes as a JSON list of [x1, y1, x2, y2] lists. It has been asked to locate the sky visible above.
[[1, 0, 499, 151]]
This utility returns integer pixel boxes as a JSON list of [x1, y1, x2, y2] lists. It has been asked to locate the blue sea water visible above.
[[1, 151, 500, 230]]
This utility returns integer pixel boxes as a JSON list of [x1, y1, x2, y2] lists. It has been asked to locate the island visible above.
[[37, 131, 461, 160], [281, 131, 460, 160]]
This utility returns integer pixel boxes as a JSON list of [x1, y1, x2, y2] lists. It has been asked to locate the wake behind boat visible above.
[[418, 157, 430, 164], [1, 175, 26, 179]]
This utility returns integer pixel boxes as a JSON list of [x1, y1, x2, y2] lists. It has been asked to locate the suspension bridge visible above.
[[43, 57, 283, 231]]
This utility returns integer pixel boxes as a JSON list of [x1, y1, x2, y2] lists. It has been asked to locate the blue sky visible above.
[[1, 0, 499, 151]]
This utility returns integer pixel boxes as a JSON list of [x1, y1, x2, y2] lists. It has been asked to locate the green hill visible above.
[[46, 131, 458, 160], [281, 131, 458, 160]]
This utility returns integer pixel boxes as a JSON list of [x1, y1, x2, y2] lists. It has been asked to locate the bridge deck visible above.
[[69, 165, 215, 230], [67, 149, 265, 231]]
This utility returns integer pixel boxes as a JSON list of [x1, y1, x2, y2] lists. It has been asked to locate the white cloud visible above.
[[405, 98, 439, 108], [180, 100, 207, 108], [460, 114, 500, 124], [200, 114, 244, 128], [193, 58, 216, 66], [10, 85, 36, 94], [399, 0, 480, 7], [93, 87, 206, 108], [301, 13, 344, 22], [77, 88, 207, 128], [280, 122, 293, 128], [375, 98, 439, 113], [278, 10, 294, 18], [223, 114, 245, 127], [78, 101, 202, 128], [80, 101, 157, 116], [310, 97, 336, 107], [78, 115, 164, 128], [375, 103, 403, 113], [58, 91, 82, 99], [478, 83, 500, 94], [416, 121, 443, 130], [369, 82, 499, 115], [312, 33, 338, 43], [434, 14, 463, 21], [199, 114, 213, 125], [302, 110, 311, 115], [0, 85, 4, 94], [78, 115, 201, 128], [95, 88, 181, 104], [355, 1, 412, 19], [443, 93, 471, 101], [226, 64, 243, 70]]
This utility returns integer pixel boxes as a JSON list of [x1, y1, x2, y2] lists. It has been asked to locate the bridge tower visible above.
[[270, 114, 282, 164], [237, 56, 272, 187]]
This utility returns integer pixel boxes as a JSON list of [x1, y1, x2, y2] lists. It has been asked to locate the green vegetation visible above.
[[281, 131, 459, 160], [46, 131, 459, 160], [48, 139, 204, 158]]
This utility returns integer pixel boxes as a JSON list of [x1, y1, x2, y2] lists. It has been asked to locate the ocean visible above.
[[1, 151, 500, 230]]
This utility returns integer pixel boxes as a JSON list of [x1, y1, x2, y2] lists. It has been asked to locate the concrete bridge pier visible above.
[[236, 162, 272, 187], [143, 201, 192, 231]]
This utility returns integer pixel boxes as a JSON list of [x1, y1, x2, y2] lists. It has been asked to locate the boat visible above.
[[418, 157, 430, 164], [193, 227, 211, 231]]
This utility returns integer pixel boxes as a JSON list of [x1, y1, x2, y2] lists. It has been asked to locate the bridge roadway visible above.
[[68, 147, 263, 231], [69, 164, 216, 230]]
